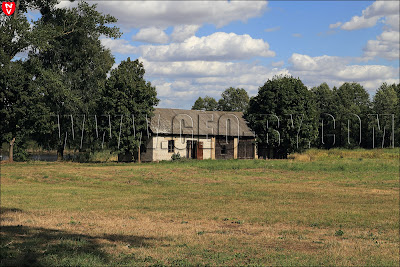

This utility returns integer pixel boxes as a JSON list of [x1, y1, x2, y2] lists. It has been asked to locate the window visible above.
[[221, 145, 227, 155], [168, 140, 174, 153]]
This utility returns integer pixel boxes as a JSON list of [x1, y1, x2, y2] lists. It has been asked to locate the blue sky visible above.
[[55, 0, 399, 109]]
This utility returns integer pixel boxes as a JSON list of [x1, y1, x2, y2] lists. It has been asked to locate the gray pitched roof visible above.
[[149, 108, 255, 137]]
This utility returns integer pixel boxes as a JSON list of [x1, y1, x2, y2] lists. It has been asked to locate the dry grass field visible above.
[[1, 149, 399, 266]]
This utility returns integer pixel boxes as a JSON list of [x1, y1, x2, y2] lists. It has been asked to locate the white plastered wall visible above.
[[144, 135, 213, 161]]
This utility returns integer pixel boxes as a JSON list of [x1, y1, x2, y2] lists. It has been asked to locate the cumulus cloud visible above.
[[141, 59, 290, 108], [339, 1, 399, 30], [100, 38, 137, 54], [341, 15, 379, 31], [57, 1, 268, 29], [136, 32, 275, 61], [132, 27, 169, 44], [333, 1, 399, 61], [384, 15, 400, 31], [170, 25, 201, 42], [363, 30, 400, 61], [288, 53, 399, 92]]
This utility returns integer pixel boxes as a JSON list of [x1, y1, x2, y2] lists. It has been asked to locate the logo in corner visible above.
[[2, 2, 15, 16]]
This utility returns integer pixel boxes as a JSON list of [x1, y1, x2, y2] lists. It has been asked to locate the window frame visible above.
[[168, 140, 174, 153]]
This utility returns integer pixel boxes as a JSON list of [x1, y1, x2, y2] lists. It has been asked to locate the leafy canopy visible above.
[[245, 75, 318, 158]]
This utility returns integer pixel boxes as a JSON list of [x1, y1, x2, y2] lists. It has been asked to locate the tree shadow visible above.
[[0, 207, 23, 215], [0, 208, 165, 266]]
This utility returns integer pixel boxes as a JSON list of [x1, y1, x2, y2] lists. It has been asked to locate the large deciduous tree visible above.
[[245, 75, 318, 158], [217, 87, 249, 112], [0, 1, 57, 161], [333, 82, 371, 148], [102, 58, 159, 162], [311, 83, 337, 149], [28, 1, 120, 160], [372, 83, 399, 148], [192, 96, 218, 111]]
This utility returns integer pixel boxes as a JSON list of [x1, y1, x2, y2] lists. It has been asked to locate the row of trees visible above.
[[2, 2, 398, 161], [193, 78, 399, 158], [1, 1, 158, 161]]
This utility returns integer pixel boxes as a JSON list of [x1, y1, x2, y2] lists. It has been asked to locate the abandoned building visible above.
[[138, 108, 257, 162]]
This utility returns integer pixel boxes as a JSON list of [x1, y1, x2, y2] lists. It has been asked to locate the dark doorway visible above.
[[186, 140, 197, 159]]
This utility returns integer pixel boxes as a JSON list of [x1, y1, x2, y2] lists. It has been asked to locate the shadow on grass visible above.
[[0, 209, 164, 266]]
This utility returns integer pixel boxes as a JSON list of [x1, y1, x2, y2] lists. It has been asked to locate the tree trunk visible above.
[[13, 0, 20, 19], [9, 137, 15, 162], [57, 146, 64, 161]]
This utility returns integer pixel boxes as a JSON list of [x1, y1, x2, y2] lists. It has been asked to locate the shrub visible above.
[[171, 152, 181, 161]]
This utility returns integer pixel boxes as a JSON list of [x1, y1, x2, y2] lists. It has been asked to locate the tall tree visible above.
[[311, 83, 337, 148], [0, 0, 58, 161], [192, 96, 218, 111], [0, 59, 49, 161], [217, 87, 249, 112], [245, 75, 318, 158], [334, 82, 371, 148], [102, 58, 159, 161], [28, 1, 120, 160], [372, 83, 399, 148]]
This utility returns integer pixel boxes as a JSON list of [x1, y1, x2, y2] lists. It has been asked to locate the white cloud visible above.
[[170, 25, 201, 42], [288, 53, 399, 92], [333, 1, 399, 61], [341, 15, 379, 31], [363, 30, 400, 61], [384, 15, 400, 31], [57, 1, 268, 29], [362, 1, 399, 18], [340, 1, 399, 30], [289, 53, 350, 71], [138, 58, 291, 108], [329, 21, 342, 29], [137, 32, 275, 61], [132, 27, 169, 44], [100, 38, 137, 54]]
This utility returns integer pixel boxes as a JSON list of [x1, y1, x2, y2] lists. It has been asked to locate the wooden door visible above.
[[197, 142, 203, 160]]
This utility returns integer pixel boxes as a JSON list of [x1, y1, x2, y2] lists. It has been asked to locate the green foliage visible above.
[[335, 229, 344, 236], [372, 83, 399, 147], [171, 152, 181, 161], [102, 58, 159, 158], [0, 59, 48, 161], [245, 75, 318, 158], [217, 87, 249, 112], [311, 83, 336, 148], [27, 1, 121, 157], [192, 96, 218, 111], [333, 82, 371, 148]]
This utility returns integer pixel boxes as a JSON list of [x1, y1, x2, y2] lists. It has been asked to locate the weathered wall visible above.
[[215, 137, 234, 159], [237, 138, 255, 159], [215, 137, 255, 160], [141, 135, 213, 161], [142, 135, 255, 161]]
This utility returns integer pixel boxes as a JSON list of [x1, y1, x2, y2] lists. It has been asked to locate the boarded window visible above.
[[168, 140, 174, 153]]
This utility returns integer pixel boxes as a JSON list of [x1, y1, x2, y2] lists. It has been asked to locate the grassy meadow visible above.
[[0, 148, 399, 266]]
